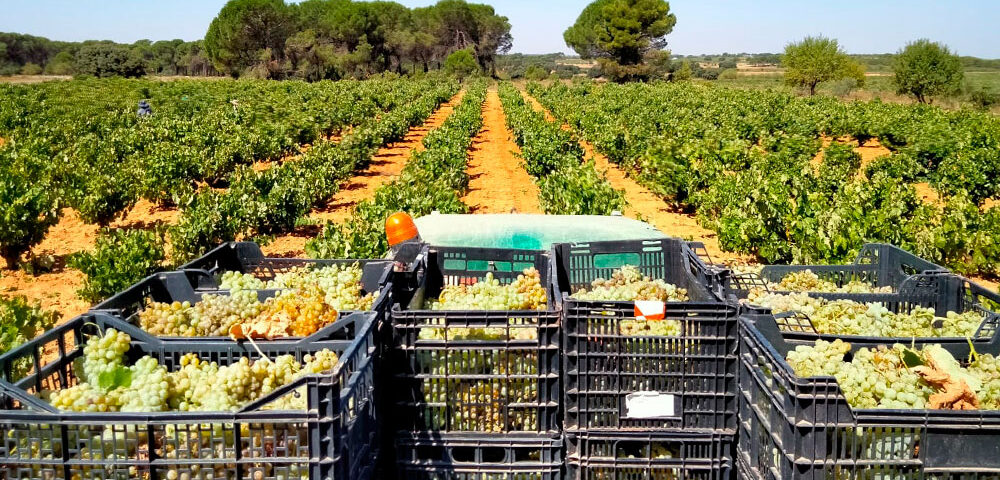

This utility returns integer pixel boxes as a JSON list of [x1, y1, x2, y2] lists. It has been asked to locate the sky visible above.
[[0, 0, 998, 58]]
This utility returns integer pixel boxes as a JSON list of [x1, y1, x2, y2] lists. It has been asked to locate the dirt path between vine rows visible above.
[[462, 88, 542, 214], [521, 91, 749, 265], [262, 91, 466, 257]]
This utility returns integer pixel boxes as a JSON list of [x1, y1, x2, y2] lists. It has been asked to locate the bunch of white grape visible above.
[[45, 329, 340, 414], [571, 265, 689, 302], [425, 268, 548, 311], [140, 290, 264, 337], [81, 328, 131, 382], [219, 264, 375, 311], [786, 340, 1000, 409], [751, 292, 984, 338], [771, 270, 891, 294]]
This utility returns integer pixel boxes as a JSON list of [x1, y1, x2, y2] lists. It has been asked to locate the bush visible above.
[[828, 77, 860, 98], [1, 296, 59, 358], [68, 228, 167, 303], [20, 63, 42, 75], [524, 64, 549, 81], [0, 165, 61, 269], [718, 68, 739, 80], [170, 190, 249, 262], [74, 43, 147, 78], [444, 49, 480, 80], [970, 87, 1000, 110]]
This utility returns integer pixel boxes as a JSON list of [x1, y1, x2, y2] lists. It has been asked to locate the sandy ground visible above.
[[0, 201, 179, 319], [463, 88, 543, 214], [521, 90, 750, 264], [261, 92, 466, 258]]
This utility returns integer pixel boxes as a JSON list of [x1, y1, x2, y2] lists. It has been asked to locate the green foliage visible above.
[[307, 81, 485, 259], [969, 87, 1000, 110], [531, 78, 1000, 276], [444, 49, 480, 80], [502, 82, 626, 215], [68, 228, 167, 303], [783, 36, 864, 95], [893, 39, 964, 104], [74, 43, 147, 78], [20, 62, 42, 75], [0, 162, 61, 269], [672, 60, 692, 81], [204, 0, 294, 78], [524, 64, 549, 81], [0, 296, 58, 357], [564, 0, 676, 82]]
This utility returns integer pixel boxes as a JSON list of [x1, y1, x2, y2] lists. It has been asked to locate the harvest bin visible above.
[[394, 434, 563, 480], [552, 238, 740, 434], [725, 243, 946, 299], [89, 242, 395, 343], [178, 241, 395, 288], [745, 275, 1000, 349], [387, 246, 562, 477], [0, 313, 379, 480], [738, 314, 1000, 480], [565, 431, 734, 480]]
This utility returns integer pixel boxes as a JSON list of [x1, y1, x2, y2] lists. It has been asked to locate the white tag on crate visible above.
[[633, 301, 666, 321], [624, 391, 675, 418]]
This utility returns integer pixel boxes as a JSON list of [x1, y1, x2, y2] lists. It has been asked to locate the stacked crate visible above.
[[387, 246, 563, 479], [552, 238, 740, 480], [0, 242, 392, 480], [733, 244, 1000, 480]]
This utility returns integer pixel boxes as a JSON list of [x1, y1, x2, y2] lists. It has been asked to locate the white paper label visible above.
[[625, 391, 675, 418]]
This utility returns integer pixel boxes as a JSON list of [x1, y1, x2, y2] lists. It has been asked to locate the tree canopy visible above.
[[564, 0, 676, 82], [204, 0, 294, 78], [893, 39, 964, 104], [782, 36, 865, 95], [202, 0, 511, 80]]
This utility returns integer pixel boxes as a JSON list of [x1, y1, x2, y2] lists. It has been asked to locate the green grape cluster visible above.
[[219, 264, 375, 311], [752, 292, 984, 338], [786, 340, 1000, 409], [771, 270, 891, 294], [425, 268, 548, 311], [969, 353, 1000, 409], [140, 264, 377, 338], [81, 328, 131, 383], [140, 290, 264, 337], [219, 271, 266, 291], [620, 319, 681, 337], [571, 265, 689, 302], [44, 329, 340, 414]]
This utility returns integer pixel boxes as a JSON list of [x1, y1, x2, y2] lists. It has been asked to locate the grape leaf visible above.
[[97, 366, 132, 391], [901, 348, 924, 368]]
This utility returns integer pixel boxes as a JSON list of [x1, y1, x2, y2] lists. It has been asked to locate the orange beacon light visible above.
[[386, 212, 420, 248]]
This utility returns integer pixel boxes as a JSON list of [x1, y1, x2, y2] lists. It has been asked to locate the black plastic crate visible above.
[[726, 243, 946, 298], [743, 276, 1000, 348], [390, 246, 560, 437], [553, 238, 739, 434], [738, 315, 1000, 480], [394, 433, 563, 480], [566, 431, 734, 480], [0, 313, 379, 480], [180, 241, 394, 287], [97, 242, 393, 317], [89, 243, 394, 342], [88, 270, 390, 343]]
